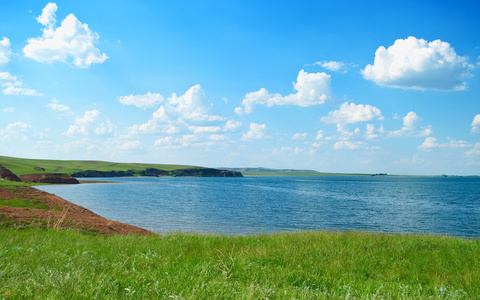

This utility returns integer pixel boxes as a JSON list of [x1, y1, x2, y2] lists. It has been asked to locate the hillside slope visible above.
[[0, 156, 242, 178]]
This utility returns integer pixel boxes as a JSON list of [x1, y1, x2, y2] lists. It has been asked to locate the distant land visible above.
[[220, 167, 380, 177], [0, 156, 242, 180]]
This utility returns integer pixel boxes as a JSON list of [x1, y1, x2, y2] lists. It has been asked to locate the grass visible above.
[[0, 198, 49, 210], [0, 155, 199, 176], [0, 227, 478, 299]]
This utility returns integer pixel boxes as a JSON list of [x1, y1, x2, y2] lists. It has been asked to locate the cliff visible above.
[[72, 167, 242, 178], [21, 173, 80, 184], [171, 168, 243, 177], [0, 164, 22, 182]]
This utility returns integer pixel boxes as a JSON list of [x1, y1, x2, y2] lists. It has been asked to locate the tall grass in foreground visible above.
[[1, 228, 479, 299]]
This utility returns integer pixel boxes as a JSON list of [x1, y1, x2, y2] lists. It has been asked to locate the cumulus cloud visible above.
[[0, 122, 32, 140], [362, 36, 472, 91], [292, 132, 307, 140], [65, 110, 113, 137], [120, 140, 141, 150], [0, 37, 11, 64], [315, 61, 347, 73], [315, 129, 324, 140], [47, 98, 70, 111], [419, 137, 470, 150], [154, 134, 198, 149], [466, 143, 480, 156], [2, 86, 42, 96], [321, 102, 383, 124], [333, 141, 364, 150], [241, 123, 269, 141], [390, 111, 432, 137], [169, 85, 223, 121], [365, 123, 385, 140], [122, 85, 228, 139], [235, 70, 333, 115], [37, 2, 57, 28], [23, 3, 108, 68], [472, 114, 480, 133], [118, 92, 164, 109], [0, 72, 42, 96]]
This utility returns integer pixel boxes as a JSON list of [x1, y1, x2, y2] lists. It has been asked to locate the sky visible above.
[[0, 0, 479, 175]]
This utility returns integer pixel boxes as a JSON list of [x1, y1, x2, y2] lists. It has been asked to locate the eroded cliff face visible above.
[[71, 167, 243, 178], [171, 168, 243, 177], [20, 173, 79, 184], [0, 164, 22, 182]]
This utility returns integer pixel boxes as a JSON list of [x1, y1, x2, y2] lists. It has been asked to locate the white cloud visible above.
[[118, 92, 164, 109], [210, 134, 227, 141], [241, 123, 269, 141], [0, 72, 42, 96], [419, 137, 470, 150], [0, 72, 18, 84], [365, 123, 385, 140], [188, 125, 222, 134], [3, 107, 14, 112], [2, 86, 42, 96], [224, 120, 242, 131], [466, 143, 480, 156], [37, 2, 57, 28], [316, 61, 346, 73], [122, 85, 226, 138], [154, 136, 174, 146], [168, 85, 223, 121], [65, 110, 113, 137], [315, 129, 324, 140], [292, 132, 307, 140], [321, 102, 383, 124], [0, 37, 11, 64], [390, 111, 432, 137], [419, 137, 438, 149], [0, 122, 32, 140], [333, 141, 363, 150], [47, 98, 70, 111], [154, 134, 198, 149], [362, 36, 472, 91], [236, 70, 333, 115], [23, 3, 108, 68], [120, 140, 141, 150], [472, 114, 480, 133]]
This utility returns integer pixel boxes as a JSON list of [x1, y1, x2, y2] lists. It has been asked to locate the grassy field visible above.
[[1, 227, 479, 299], [0, 155, 199, 176]]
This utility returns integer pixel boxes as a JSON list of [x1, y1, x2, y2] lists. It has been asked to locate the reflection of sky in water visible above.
[[37, 176, 480, 237]]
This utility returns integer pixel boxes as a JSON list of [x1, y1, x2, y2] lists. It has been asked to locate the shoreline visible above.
[[0, 182, 154, 235]]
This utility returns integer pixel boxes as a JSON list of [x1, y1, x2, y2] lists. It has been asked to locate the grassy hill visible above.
[[0, 156, 199, 177]]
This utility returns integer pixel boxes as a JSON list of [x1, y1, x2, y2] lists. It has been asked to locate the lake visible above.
[[36, 176, 480, 237]]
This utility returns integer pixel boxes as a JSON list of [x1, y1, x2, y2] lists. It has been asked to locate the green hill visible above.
[[0, 156, 199, 177]]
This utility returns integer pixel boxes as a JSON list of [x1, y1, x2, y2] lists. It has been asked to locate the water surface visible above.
[[36, 176, 480, 237]]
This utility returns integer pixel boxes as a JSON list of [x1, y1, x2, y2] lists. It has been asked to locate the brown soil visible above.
[[0, 186, 154, 236]]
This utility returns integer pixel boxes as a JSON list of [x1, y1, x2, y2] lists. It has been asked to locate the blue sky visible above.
[[1, 0, 479, 175]]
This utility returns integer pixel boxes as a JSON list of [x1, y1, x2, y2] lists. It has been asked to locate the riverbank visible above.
[[0, 181, 152, 235]]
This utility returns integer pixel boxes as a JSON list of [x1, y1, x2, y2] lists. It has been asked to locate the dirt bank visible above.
[[0, 185, 154, 236]]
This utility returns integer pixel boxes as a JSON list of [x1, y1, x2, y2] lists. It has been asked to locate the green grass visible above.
[[0, 228, 478, 299], [0, 155, 200, 176], [0, 180, 36, 187], [0, 198, 49, 210]]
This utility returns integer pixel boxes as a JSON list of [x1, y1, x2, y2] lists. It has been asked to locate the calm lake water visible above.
[[36, 176, 480, 237]]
